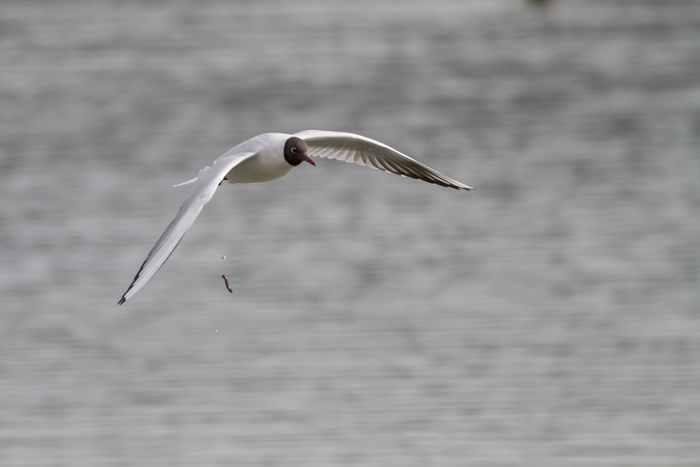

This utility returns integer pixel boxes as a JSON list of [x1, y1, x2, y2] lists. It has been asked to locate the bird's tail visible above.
[[173, 177, 198, 187]]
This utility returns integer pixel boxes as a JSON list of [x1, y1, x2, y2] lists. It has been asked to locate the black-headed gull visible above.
[[118, 130, 473, 304]]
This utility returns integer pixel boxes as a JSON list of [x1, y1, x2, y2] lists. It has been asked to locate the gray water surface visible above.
[[1, 0, 699, 465]]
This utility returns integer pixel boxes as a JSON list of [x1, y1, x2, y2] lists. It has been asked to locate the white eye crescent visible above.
[[291, 147, 298, 153]]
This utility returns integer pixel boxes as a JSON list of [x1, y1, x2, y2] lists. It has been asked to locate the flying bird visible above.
[[118, 130, 473, 304]]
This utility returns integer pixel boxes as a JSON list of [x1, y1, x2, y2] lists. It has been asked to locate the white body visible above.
[[119, 130, 473, 304], [223, 133, 294, 183]]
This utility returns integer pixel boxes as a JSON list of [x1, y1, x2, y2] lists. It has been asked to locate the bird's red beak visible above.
[[305, 155, 316, 166]]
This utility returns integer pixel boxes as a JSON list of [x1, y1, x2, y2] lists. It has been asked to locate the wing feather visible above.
[[294, 130, 473, 190], [118, 151, 258, 304]]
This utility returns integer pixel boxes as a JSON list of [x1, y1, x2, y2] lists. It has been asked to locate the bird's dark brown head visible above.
[[284, 137, 315, 167]]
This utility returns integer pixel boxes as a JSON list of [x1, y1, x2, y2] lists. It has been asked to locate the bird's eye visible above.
[[291, 147, 298, 153]]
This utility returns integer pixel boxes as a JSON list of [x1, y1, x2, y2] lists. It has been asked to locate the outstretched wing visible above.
[[294, 130, 473, 190], [118, 151, 258, 304]]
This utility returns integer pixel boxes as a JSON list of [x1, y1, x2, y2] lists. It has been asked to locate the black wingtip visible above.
[[118, 296, 126, 306]]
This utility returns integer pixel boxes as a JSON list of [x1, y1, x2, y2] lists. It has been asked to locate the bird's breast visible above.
[[225, 153, 294, 184]]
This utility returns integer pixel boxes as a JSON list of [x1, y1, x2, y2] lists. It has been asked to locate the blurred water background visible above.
[[1, 0, 699, 465]]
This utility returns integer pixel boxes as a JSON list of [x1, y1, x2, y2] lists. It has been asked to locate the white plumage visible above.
[[118, 130, 473, 304]]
